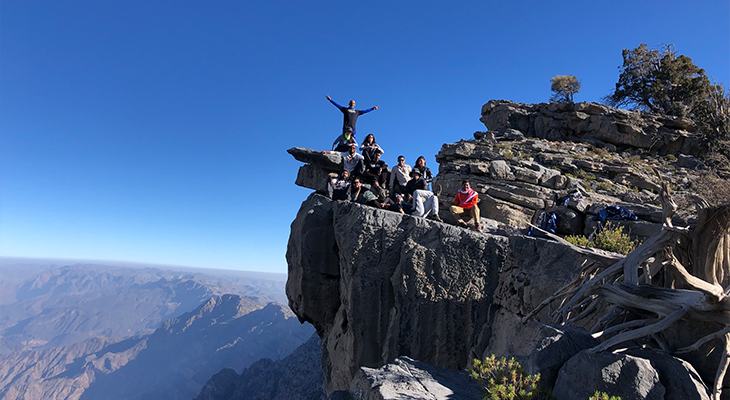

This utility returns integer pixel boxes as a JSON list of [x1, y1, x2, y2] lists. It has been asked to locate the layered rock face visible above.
[[286, 194, 613, 393], [434, 101, 712, 241], [480, 100, 701, 155]]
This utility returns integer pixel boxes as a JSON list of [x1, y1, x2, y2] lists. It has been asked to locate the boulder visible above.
[[288, 147, 343, 171], [349, 357, 482, 400], [500, 128, 525, 141], [678, 154, 705, 169], [624, 349, 710, 400], [512, 166, 542, 184], [483, 309, 598, 388], [479, 194, 534, 227], [489, 160, 515, 180], [553, 351, 665, 400], [473, 131, 496, 143], [295, 164, 336, 192], [487, 187, 545, 210]]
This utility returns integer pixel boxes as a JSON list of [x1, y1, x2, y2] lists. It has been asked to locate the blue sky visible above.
[[1, 1, 728, 273]]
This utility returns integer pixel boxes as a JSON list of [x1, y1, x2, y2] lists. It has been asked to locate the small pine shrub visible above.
[[565, 234, 590, 247], [565, 222, 639, 255], [596, 181, 613, 191], [570, 169, 596, 180], [665, 154, 677, 162], [589, 391, 621, 400], [469, 355, 541, 400], [503, 150, 515, 159]]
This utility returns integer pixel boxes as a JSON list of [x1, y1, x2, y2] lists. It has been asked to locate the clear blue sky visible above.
[[1, 1, 728, 273]]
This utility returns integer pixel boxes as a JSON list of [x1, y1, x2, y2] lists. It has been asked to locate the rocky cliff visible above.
[[286, 193, 615, 393], [286, 100, 724, 398]]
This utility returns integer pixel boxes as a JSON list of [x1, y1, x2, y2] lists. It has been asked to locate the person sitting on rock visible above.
[[411, 156, 433, 187], [450, 180, 481, 231], [382, 192, 413, 214], [322, 143, 364, 178], [359, 133, 385, 164], [332, 127, 357, 152], [389, 155, 411, 200], [411, 189, 441, 221], [326, 95, 378, 138], [404, 169, 427, 200], [327, 170, 351, 201], [349, 177, 383, 208], [363, 149, 389, 199]]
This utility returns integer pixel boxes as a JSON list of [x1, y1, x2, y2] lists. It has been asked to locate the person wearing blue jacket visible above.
[[326, 95, 378, 137]]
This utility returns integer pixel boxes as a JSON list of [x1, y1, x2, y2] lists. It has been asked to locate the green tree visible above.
[[469, 355, 542, 400], [604, 44, 711, 117], [550, 75, 581, 103], [605, 43, 730, 157]]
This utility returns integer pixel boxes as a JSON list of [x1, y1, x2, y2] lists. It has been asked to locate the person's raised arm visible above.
[[360, 105, 379, 115], [326, 95, 344, 110]]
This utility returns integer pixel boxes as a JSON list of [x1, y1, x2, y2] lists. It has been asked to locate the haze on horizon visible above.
[[1, 1, 728, 273]]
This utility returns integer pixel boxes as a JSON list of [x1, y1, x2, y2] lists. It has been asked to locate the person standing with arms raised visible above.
[[327, 95, 379, 148]]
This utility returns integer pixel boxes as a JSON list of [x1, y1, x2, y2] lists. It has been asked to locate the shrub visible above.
[[596, 181, 613, 191], [689, 172, 730, 207], [589, 391, 621, 400], [469, 355, 541, 400], [565, 222, 639, 255], [550, 75, 581, 103], [665, 154, 677, 162]]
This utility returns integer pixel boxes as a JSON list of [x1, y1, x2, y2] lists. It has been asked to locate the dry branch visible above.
[[525, 177, 730, 398]]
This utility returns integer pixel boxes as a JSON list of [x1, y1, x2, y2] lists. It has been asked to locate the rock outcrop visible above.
[[552, 350, 709, 400], [349, 357, 482, 400], [480, 100, 701, 155], [286, 194, 613, 393], [286, 100, 724, 399]]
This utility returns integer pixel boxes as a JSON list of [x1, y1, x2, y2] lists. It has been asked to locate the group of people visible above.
[[322, 96, 482, 231]]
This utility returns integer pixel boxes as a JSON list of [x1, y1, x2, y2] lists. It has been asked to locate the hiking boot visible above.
[[474, 222, 482, 232], [458, 220, 468, 228], [432, 214, 442, 222]]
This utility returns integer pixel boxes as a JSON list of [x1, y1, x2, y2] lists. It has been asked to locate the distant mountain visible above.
[[196, 333, 325, 400], [0, 262, 288, 354], [0, 294, 314, 400]]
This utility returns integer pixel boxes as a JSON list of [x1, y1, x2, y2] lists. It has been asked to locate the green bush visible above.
[[469, 355, 541, 400], [565, 222, 639, 255], [589, 391, 621, 400], [596, 181, 613, 191]]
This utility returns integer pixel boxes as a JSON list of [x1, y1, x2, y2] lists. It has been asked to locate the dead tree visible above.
[[526, 180, 730, 400]]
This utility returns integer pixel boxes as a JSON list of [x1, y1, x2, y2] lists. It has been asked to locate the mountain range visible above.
[[0, 259, 316, 400]]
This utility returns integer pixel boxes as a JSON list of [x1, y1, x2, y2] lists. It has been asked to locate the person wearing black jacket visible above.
[[404, 169, 427, 198], [363, 150, 389, 199], [411, 156, 433, 189], [326, 95, 378, 136]]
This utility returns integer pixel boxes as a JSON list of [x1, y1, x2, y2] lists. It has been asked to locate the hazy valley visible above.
[[0, 258, 316, 400]]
